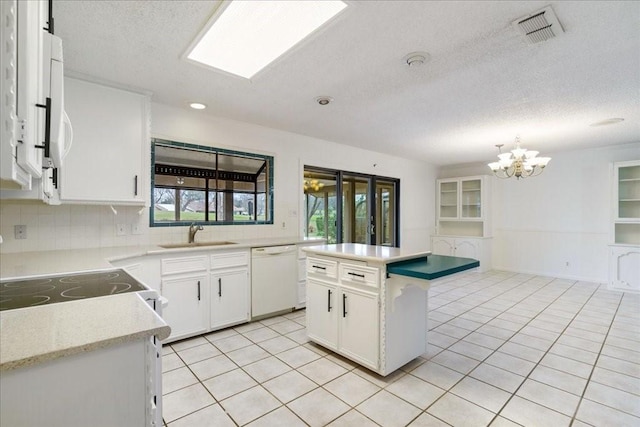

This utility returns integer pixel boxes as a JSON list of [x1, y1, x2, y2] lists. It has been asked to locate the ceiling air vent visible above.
[[513, 6, 564, 44]]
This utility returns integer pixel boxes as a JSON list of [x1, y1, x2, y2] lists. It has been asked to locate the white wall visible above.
[[439, 142, 640, 282], [0, 103, 436, 253]]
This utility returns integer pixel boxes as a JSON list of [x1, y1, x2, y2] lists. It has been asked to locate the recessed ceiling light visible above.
[[403, 51, 430, 67], [589, 118, 625, 127], [189, 102, 207, 110], [315, 96, 333, 106], [186, 1, 348, 79]]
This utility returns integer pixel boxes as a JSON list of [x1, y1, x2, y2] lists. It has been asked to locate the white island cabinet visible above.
[[303, 244, 479, 376]]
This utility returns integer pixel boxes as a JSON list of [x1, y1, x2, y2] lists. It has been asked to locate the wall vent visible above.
[[513, 6, 564, 44]]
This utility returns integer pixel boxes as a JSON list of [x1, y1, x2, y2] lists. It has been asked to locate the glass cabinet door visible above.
[[461, 179, 482, 219], [618, 165, 640, 219], [439, 181, 458, 218]]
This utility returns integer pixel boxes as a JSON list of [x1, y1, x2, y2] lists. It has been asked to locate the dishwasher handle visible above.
[[252, 245, 296, 255]]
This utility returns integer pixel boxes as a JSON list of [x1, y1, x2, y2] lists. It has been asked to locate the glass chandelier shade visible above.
[[488, 137, 551, 179], [303, 179, 324, 192]]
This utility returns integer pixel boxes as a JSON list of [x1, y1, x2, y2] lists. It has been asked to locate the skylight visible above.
[[186, 0, 348, 79]]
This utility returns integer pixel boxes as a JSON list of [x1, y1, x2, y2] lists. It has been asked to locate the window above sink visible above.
[[151, 138, 274, 227]]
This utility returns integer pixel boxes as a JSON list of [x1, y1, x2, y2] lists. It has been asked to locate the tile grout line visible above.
[[426, 274, 602, 425]]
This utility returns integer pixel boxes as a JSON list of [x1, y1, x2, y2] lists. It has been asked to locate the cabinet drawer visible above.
[[339, 263, 380, 288], [162, 256, 208, 275], [211, 251, 249, 270], [307, 257, 338, 279]]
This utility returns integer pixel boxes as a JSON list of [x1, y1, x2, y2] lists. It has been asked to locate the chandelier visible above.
[[303, 179, 324, 192], [488, 136, 551, 179]]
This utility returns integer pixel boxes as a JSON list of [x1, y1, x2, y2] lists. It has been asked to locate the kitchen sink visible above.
[[159, 241, 237, 249]]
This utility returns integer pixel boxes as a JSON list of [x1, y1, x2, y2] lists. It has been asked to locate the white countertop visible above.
[[0, 293, 170, 371], [0, 237, 325, 279], [302, 243, 430, 264], [0, 237, 323, 371]]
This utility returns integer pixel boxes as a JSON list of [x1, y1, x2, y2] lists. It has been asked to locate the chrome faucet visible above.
[[188, 223, 204, 243]]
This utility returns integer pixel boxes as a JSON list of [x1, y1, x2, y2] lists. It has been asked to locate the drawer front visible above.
[[162, 255, 208, 275], [339, 263, 380, 288], [307, 257, 338, 279], [211, 251, 249, 270]]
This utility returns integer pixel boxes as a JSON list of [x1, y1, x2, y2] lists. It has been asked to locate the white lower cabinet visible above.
[[306, 279, 379, 371], [338, 286, 379, 370], [306, 279, 338, 350], [306, 255, 431, 375], [1, 339, 156, 427], [160, 250, 250, 343], [306, 257, 382, 372], [609, 245, 640, 292], [162, 273, 209, 340], [210, 268, 249, 329], [431, 235, 492, 272]]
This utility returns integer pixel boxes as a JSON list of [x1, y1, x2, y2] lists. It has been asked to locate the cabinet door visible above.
[[339, 287, 379, 370], [306, 279, 338, 350], [438, 180, 459, 219], [210, 269, 249, 330], [609, 247, 640, 291], [432, 237, 455, 256], [61, 78, 148, 205], [162, 274, 208, 341], [454, 239, 480, 259], [460, 178, 482, 219]]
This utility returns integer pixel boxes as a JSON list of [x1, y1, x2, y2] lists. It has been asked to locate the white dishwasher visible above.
[[251, 245, 298, 319]]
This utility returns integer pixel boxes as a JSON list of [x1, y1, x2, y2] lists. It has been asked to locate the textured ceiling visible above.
[[55, 1, 640, 166]]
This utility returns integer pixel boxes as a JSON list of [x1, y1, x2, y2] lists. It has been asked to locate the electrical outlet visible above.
[[116, 224, 127, 236], [131, 224, 142, 235], [14, 225, 27, 240]]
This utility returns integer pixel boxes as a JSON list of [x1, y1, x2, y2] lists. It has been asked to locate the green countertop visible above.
[[387, 254, 479, 281]]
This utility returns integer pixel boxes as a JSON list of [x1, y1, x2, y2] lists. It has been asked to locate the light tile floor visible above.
[[161, 270, 640, 426]]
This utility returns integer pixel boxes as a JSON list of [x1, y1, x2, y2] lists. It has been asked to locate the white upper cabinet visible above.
[[61, 77, 149, 205], [436, 176, 490, 235], [1, 0, 48, 189], [612, 160, 640, 243]]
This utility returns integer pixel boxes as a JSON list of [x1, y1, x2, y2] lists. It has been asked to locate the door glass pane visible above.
[[342, 175, 370, 244], [304, 170, 338, 243], [440, 181, 458, 218], [376, 180, 395, 246], [461, 179, 481, 218]]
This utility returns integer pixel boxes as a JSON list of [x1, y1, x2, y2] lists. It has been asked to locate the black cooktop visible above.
[[0, 269, 148, 311]]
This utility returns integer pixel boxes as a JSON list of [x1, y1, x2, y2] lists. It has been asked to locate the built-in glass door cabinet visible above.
[[609, 160, 640, 292], [432, 175, 492, 272]]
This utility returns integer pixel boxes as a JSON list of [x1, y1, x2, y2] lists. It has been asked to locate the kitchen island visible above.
[[302, 244, 479, 376]]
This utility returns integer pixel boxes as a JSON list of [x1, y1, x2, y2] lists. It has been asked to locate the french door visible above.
[[304, 167, 399, 246]]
